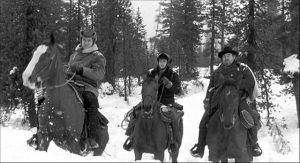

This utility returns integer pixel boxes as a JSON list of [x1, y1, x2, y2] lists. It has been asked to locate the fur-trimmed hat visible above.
[[218, 46, 238, 58], [80, 28, 97, 45], [157, 52, 172, 63]]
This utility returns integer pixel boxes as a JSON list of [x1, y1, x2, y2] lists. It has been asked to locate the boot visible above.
[[190, 125, 207, 158], [123, 137, 133, 151], [252, 143, 262, 157], [87, 138, 99, 149], [190, 144, 205, 158], [27, 134, 38, 149]]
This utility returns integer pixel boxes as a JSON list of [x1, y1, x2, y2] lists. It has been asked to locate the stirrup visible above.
[[252, 143, 262, 157], [123, 137, 133, 151], [190, 144, 204, 158]]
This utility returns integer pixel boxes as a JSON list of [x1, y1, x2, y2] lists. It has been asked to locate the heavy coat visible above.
[[65, 44, 106, 96], [205, 61, 255, 113], [148, 66, 181, 105]]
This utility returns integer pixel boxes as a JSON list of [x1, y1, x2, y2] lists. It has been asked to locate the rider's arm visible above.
[[168, 72, 181, 95], [240, 66, 255, 96], [204, 72, 215, 100]]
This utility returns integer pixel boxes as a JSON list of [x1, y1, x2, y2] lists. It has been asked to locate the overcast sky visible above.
[[131, 0, 161, 39]]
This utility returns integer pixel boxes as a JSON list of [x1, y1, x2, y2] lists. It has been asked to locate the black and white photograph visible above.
[[0, 0, 299, 162]]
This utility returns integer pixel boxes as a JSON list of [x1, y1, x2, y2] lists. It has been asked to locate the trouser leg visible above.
[[197, 110, 209, 146], [82, 91, 100, 139]]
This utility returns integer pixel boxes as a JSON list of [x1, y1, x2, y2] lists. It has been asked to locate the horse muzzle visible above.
[[220, 113, 236, 130]]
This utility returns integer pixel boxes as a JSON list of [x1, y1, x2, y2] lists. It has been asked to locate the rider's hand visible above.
[[70, 64, 83, 75], [162, 76, 173, 89], [203, 98, 209, 110]]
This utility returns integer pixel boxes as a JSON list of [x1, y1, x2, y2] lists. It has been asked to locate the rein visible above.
[[36, 72, 76, 91]]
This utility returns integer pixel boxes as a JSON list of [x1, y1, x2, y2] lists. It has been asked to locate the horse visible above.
[[22, 34, 109, 156], [206, 76, 253, 163], [132, 76, 183, 162]]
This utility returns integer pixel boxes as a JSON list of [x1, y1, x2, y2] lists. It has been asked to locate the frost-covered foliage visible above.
[[269, 118, 291, 155]]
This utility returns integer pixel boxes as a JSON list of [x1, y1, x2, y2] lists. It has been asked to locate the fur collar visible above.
[[75, 44, 99, 53]]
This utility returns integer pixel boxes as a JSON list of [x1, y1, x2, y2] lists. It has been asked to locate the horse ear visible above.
[[50, 33, 55, 45]]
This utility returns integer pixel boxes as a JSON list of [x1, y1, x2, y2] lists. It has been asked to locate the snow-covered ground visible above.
[[1, 68, 299, 162]]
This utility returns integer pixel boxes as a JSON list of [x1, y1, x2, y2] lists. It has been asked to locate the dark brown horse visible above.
[[22, 34, 109, 156], [206, 77, 253, 163], [133, 76, 183, 162]]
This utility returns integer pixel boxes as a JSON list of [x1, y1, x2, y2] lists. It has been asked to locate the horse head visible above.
[[218, 74, 241, 130], [22, 33, 62, 90], [141, 75, 159, 118]]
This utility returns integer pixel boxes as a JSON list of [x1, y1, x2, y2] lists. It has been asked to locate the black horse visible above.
[[206, 76, 253, 162], [22, 34, 109, 156], [133, 76, 183, 162]]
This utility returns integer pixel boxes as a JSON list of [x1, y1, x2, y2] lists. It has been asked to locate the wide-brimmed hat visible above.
[[218, 46, 238, 58], [80, 28, 97, 44]]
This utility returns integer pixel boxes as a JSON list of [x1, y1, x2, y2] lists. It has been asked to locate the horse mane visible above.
[[142, 76, 158, 85], [219, 77, 240, 93]]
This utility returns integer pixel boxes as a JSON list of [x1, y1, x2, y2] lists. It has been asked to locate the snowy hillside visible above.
[[1, 68, 299, 162]]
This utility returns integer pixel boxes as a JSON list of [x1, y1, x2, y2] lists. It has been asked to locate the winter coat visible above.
[[205, 61, 255, 112], [65, 44, 106, 97], [148, 66, 181, 105]]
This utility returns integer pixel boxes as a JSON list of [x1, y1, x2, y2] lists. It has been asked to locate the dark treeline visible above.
[[0, 0, 149, 126], [0, 0, 299, 127]]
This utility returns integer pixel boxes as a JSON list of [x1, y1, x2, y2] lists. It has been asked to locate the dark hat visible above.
[[80, 28, 97, 44], [218, 46, 238, 58], [157, 52, 170, 61]]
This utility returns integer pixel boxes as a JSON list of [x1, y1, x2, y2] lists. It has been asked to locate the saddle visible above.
[[159, 104, 184, 154], [159, 104, 184, 123]]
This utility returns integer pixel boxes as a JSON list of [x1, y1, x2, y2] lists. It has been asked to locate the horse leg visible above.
[[37, 132, 52, 151], [154, 151, 164, 162], [170, 150, 179, 163], [220, 159, 228, 163], [134, 150, 143, 161]]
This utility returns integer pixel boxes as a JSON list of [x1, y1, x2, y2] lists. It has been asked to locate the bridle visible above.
[[219, 84, 239, 130], [32, 45, 77, 91], [140, 81, 163, 119]]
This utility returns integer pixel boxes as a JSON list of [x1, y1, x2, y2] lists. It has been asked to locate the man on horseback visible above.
[[65, 28, 106, 149], [123, 52, 183, 152], [190, 46, 262, 158]]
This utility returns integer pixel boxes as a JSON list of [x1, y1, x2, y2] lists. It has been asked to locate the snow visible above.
[[283, 54, 299, 75], [1, 68, 299, 162]]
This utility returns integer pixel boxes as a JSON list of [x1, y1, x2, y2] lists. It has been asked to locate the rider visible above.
[[190, 46, 262, 158], [65, 28, 106, 149], [123, 52, 183, 151]]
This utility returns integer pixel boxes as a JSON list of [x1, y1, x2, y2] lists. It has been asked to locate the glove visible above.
[[161, 76, 173, 89], [70, 64, 83, 75], [203, 98, 210, 110]]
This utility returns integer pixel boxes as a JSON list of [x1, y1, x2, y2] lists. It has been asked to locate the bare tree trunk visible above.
[[78, 0, 82, 32], [68, 0, 73, 58], [122, 21, 128, 101], [292, 76, 299, 127], [280, 0, 287, 61], [210, 0, 216, 77], [220, 0, 226, 49], [246, 0, 257, 70]]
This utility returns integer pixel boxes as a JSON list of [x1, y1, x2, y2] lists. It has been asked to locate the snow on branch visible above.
[[269, 118, 291, 155], [283, 54, 299, 76]]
